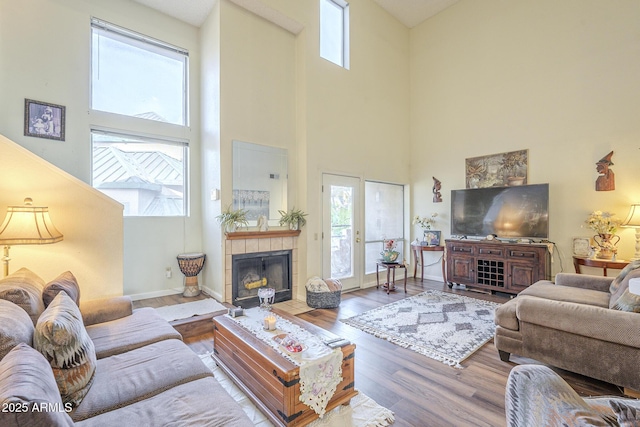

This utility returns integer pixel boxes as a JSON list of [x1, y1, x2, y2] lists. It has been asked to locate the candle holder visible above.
[[263, 314, 277, 331], [257, 287, 275, 311]]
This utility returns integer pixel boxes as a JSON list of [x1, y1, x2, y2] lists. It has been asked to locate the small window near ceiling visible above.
[[320, 0, 350, 69], [91, 18, 188, 126], [364, 181, 405, 274], [91, 130, 188, 217]]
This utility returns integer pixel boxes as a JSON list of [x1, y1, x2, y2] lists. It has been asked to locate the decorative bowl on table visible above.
[[380, 250, 399, 263], [273, 334, 306, 353]]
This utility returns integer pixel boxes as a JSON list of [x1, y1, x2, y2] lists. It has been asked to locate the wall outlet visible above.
[[165, 267, 172, 279]]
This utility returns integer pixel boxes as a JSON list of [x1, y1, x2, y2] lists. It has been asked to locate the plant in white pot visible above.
[[278, 208, 308, 230], [216, 206, 249, 233]]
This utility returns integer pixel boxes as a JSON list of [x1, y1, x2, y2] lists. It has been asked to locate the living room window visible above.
[[91, 18, 188, 125], [320, 0, 350, 69], [91, 129, 188, 217], [364, 181, 405, 274]]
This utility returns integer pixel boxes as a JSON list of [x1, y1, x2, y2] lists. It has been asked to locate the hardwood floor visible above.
[[145, 279, 624, 426]]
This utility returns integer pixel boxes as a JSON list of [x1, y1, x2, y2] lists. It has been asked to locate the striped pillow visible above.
[[34, 291, 96, 407]]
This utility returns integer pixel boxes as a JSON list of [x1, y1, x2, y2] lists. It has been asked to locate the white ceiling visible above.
[[133, 0, 460, 29]]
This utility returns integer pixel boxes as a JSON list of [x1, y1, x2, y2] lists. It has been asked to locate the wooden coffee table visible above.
[[212, 308, 357, 427]]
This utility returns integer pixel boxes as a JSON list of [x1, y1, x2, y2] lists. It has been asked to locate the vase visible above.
[[381, 250, 399, 263], [593, 233, 620, 260]]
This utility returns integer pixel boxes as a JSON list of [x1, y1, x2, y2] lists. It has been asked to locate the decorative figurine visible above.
[[433, 177, 442, 203], [595, 151, 615, 191]]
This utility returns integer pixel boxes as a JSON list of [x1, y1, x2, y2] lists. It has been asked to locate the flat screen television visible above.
[[451, 184, 549, 239]]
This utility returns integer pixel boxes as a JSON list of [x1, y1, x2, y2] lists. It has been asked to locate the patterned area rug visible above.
[[200, 354, 395, 426], [341, 290, 502, 368]]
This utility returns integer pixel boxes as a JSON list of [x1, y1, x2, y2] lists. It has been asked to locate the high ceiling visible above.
[[132, 0, 460, 29]]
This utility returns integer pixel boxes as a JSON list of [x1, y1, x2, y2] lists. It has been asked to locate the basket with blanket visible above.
[[305, 276, 342, 309]]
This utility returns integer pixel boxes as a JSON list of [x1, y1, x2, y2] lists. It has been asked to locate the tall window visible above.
[[320, 0, 350, 69], [90, 18, 190, 217], [91, 18, 188, 125], [364, 181, 404, 274]]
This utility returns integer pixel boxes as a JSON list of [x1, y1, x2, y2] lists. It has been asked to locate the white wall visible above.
[[0, 0, 203, 298], [410, 0, 640, 277]]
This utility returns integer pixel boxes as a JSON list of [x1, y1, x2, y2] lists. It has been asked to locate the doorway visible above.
[[322, 174, 362, 291]]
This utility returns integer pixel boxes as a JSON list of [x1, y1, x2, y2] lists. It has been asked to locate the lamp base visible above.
[[2, 245, 10, 277]]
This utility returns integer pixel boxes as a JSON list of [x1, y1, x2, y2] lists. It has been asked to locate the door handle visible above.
[[355, 238, 361, 243]]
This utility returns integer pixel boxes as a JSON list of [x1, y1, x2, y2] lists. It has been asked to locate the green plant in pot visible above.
[[216, 206, 249, 233], [278, 207, 308, 230]]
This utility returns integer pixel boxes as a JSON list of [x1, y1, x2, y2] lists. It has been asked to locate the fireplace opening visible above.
[[232, 250, 292, 308]]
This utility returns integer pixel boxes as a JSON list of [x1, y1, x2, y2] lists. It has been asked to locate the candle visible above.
[[264, 315, 276, 331]]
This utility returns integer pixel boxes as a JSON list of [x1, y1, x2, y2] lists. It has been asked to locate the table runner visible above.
[[227, 308, 343, 416]]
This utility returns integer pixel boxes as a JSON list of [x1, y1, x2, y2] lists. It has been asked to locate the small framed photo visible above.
[[572, 237, 591, 257], [24, 99, 65, 141], [424, 230, 441, 246]]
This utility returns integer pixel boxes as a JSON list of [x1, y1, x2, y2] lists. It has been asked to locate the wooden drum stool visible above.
[[177, 253, 206, 297]]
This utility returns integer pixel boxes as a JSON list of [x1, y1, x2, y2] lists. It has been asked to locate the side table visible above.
[[572, 256, 630, 276], [376, 262, 407, 294], [411, 243, 446, 283]]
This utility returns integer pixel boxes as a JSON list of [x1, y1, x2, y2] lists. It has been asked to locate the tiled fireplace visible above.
[[224, 230, 299, 306]]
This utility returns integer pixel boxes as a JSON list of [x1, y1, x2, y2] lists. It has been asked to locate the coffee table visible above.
[[212, 308, 357, 427]]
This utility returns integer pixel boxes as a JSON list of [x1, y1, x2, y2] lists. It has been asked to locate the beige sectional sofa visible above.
[[0, 268, 252, 427], [495, 260, 640, 391]]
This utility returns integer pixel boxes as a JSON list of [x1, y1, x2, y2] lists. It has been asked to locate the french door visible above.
[[322, 174, 362, 291]]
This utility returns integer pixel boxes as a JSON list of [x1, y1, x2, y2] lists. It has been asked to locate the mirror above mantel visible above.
[[232, 140, 288, 226]]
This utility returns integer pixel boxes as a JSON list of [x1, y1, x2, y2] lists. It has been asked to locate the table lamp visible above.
[[621, 204, 640, 261], [0, 198, 63, 277]]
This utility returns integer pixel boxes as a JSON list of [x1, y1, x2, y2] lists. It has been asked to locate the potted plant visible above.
[[278, 207, 308, 230], [216, 206, 249, 233]]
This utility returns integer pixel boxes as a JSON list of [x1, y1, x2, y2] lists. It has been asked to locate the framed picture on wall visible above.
[[424, 230, 441, 246], [24, 99, 66, 141]]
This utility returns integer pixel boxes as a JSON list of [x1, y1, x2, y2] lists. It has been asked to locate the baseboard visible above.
[[128, 287, 183, 301]]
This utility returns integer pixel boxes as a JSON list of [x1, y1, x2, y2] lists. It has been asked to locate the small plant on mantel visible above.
[[278, 208, 308, 231], [216, 206, 249, 233]]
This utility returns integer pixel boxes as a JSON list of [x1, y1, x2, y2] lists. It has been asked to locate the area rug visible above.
[[154, 298, 226, 321], [341, 290, 501, 368], [200, 354, 394, 427]]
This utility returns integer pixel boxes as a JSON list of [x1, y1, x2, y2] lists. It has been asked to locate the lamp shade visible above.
[[0, 198, 63, 245], [622, 204, 640, 228]]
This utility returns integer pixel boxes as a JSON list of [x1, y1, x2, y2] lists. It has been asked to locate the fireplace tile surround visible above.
[[224, 231, 299, 304]]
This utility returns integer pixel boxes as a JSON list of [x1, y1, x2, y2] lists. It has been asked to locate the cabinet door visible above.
[[507, 262, 539, 292], [449, 256, 475, 283]]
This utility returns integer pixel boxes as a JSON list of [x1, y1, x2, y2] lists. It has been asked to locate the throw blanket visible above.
[[228, 308, 343, 417]]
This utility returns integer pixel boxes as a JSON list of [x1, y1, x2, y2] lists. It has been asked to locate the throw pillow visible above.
[[0, 299, 33, 361], [305, 276, 330, 293], [34, 291, 96, 407], [0, 343, 74, 427], [610, 400, 640, 427], [42, 271, 80, 308], [0, 267, 45, 325], [610, 262, 640, 311], [324, 278, 343, 292], [610, 260, 640, 296]]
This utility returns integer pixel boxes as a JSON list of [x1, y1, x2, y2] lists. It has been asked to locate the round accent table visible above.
[[177, 253, 206, 297], [376, 261, 407, 294], [572, 256, 629, 277]]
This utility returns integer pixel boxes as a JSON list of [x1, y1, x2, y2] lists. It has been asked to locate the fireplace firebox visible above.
[[232, 250, 292, 308]]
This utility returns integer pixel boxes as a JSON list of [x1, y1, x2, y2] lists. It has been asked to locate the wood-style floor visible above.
[[139, 278, 624, 427]]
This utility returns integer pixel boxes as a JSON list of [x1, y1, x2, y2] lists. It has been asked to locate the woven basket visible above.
[[306, 289, 341, 309]]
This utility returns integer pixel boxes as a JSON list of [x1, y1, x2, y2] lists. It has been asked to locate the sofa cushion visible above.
[[519, 281, 610, 308], [86, 307, 182, 359], [0, 343, 74, 427], [72, 339, 214, 422], [0, 300, 33, 361], [42, 271, 80, 308], [610, 400, 640, 426], [34, 292, 96, 407], [0, 268, 45, 325], [609, 261, 640, 311], [74, 377, 254, 427]]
